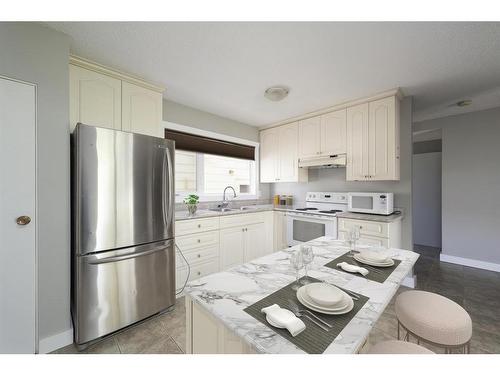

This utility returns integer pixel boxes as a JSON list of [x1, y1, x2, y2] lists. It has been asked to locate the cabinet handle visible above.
[[197, 224, 201, 228], [197, 239, 201, 243], [197, 271, 201, 276], [197, 254, 201, 258]]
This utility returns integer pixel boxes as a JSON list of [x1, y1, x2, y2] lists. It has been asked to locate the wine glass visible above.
[[300, 245, 314, 284], [289, 250, 304, 291], [348, 226, 361, 256]]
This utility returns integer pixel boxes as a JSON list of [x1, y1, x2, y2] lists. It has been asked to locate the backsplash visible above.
[[175, 198, 272, 211]]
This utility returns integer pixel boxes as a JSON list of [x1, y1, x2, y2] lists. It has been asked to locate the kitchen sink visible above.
[[209, 207, 237, 212]]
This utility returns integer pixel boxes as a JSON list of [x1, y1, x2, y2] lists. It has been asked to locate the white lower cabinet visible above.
[[175, 211, 275, 294], [273, 211, 288, 250], [186, 296, 256, 354], [338, 217, 401, 248]]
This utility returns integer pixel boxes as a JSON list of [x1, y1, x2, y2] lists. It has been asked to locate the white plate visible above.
[[304, 282, 344, 307], [297, 287, 353, 315], [354, 254, 394, 267], [358, 249, 391, 262]]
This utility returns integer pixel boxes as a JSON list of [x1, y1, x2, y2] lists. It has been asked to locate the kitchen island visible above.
[[184, 237, 419, 354]]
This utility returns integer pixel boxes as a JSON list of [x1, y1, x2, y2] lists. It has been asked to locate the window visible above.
[[175, 151, 256, 198]]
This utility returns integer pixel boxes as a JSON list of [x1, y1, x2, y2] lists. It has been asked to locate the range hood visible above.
[[298, 154, 347, 169]]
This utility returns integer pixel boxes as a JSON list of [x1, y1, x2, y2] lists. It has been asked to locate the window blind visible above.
[[164, 129, 255, 161]]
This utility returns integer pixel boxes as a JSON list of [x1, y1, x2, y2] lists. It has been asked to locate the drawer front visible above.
[[189, 258, 219, 280], [219, 212, 266, 228], [182, 244, 219, 264], [176, 230, 219, 251], [338, 231, 389, 247], [338, 218, 388, 238], [175, 217, 220, 236]]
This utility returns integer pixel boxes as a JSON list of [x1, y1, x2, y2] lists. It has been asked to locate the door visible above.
[[74, 240, 175, 344], [298, 117, 321, 159], [278, 122, 299, 182], [244, 222, 267, 261], [286, 214, 336, 246], [219, 226, 245, 269], [259, 128, 279, 182], [74, 125, 175, 255], [0, 77, 36, 353], [368, 96, 397, 180], [121, 82, 163, 137], [321, 109, 346, 156], [69, 65, 122, 132], [346, 103, 369, 180]]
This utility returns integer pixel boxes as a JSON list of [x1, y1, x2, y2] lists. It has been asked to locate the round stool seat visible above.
[[368, 340, 434, 354], [395, 290, 472, 346]]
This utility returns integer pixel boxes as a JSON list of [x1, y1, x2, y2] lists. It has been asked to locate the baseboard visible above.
[[38, 328, 73, 354], [401, 275, 416, 288], [440, 254, 500, 272]]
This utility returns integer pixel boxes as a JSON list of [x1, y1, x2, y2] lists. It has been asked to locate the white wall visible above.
[[0, 23, 71, 349], [271, 96, 414, 250], [414, 107, 500, 265], [412, 152, 442, 248]]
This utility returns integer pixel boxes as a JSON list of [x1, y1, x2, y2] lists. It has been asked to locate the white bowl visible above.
[[304, 283, 343, 307], [359, 249, 390, 263]]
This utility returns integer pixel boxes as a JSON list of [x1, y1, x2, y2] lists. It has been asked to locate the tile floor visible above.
[[54, 246, 500, 354]]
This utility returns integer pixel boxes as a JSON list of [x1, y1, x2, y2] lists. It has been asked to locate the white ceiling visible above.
[[46, 22, 500, 126]]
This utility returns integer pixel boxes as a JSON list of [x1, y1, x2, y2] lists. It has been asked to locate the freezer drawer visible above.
[[73, 239, 175, 345]]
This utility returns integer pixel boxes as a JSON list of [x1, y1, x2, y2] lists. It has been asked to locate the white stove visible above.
[[287, 192, 348, 246]]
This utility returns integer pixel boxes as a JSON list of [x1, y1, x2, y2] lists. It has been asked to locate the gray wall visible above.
[[412, 152, 442, 248], [0, 23, 71, 344], [271, 97, 414, 250], [414, 107, 500, 264], [163, 98, 270, 199], [163, 99, 260, 142]]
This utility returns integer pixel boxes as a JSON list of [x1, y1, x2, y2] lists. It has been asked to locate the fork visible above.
[[287, 299, 331, 331]]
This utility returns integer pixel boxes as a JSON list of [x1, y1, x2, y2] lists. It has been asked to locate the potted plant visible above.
[[184, 194, 199, 216]]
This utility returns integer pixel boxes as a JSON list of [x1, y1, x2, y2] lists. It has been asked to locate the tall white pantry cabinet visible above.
[[69, 56, 164, 137]]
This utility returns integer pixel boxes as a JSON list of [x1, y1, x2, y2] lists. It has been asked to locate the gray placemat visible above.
[[324, 252, 401, 283], [243, 277, 369, 354]]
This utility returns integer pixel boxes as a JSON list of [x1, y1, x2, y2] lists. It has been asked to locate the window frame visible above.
[[163, 121, 260, 203]]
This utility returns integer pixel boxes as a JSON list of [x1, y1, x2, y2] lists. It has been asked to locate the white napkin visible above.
[[337, 261, 369, 276], [261, 304, 306, 337]]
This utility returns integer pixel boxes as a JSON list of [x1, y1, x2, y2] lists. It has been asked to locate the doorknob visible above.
[[16, 215, 31, 225]]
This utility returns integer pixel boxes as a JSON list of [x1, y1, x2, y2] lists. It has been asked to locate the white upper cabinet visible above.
[[321, 109, 347, 156], [260, 122, 307, 183], [260, 127, 279, 183], [368, 96, 400, 180], [346, 103, 369, 180], [121, 82, 163, 137], [298, 117, 321, 159], [69, 56, 164, 136], [69, 65, 122, 132], [347, 96, 400, 181]]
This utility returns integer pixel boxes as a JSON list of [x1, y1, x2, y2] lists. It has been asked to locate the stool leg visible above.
[[397, 320, 400, 340]]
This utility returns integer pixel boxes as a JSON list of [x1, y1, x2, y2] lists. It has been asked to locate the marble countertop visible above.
[[175, 204, 275, 221], [184, 237, 419, 354], [336, 211, 403, 223]]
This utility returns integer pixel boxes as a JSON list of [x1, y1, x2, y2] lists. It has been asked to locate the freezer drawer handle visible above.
[[86, 240, 173, 265]]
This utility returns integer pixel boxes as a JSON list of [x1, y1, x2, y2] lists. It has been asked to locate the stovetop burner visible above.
[[295, 207, 318, 211], [318, 210, 343, 214]]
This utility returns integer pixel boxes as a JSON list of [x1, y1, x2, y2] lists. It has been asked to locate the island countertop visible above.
[[184, 237, 419, 354]]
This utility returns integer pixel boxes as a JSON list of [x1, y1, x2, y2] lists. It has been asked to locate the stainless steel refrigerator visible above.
[[71, 123, 176, 346]]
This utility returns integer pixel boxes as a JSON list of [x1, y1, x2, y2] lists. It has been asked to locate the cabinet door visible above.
[[244, 222, 267, 262], [346, 103, 369, 181], [278, 122, 299, 182], [69, 65, 122, 131], [260, 128, 279, 183], [219, 226, 245, 270], [298, 116, 321, 159], [321, 109, 346, 155], [121, 82, 163, 137], [368, 96, 398, 180], [338, 231, 389, 247], [273, 211, 288, 251]]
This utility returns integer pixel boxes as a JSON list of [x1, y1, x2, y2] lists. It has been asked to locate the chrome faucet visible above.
[[221, 186, 237, 208]]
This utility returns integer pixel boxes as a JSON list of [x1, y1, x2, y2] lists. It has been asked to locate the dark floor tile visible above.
[[52, 343, 81, 354], [463, 266, 500, 285], [470, 329, 500, 354]]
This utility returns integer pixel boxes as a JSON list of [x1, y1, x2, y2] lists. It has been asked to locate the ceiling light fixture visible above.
[[264, 86, 289, 102], [456, 100, 472, 107]]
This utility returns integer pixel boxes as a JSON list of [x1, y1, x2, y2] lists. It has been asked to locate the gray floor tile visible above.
[[158, 298, 186, 352], [86, 337, 121, 354], [114, 316, 173, 354]]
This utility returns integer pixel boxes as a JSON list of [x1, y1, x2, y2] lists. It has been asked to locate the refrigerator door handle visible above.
[[84, 239, 174, 265], [162, 146, 174, 227]]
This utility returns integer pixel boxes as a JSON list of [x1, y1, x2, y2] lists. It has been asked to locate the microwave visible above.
[[347, 192, 394, 215]]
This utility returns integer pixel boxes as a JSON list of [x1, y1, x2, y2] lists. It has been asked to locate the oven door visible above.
[[286, 214, 337, 246]]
